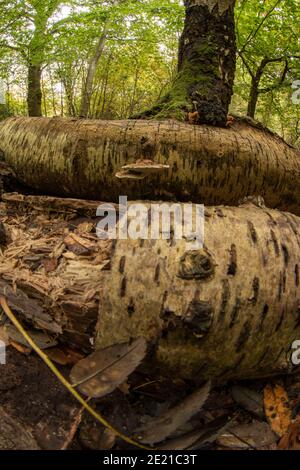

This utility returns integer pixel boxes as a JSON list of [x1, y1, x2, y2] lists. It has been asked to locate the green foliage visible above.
[[0, 0, 299, 144]]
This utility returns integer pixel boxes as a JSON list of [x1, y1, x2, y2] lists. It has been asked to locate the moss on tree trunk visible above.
[[135, 0, 236, 126]]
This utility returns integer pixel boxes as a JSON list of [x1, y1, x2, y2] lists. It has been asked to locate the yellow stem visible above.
[[0, 295, 152, 450]]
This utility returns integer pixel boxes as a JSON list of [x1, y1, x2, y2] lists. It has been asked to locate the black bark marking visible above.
[[154, 262, 160, 284], [260, 304, 269, 327], [275, 309, 285, 333], [247, 221, 258, 243], [282, 271, 286, 293], [254, 347, 270, 368], [0, 222, 7, 246], [119, 256, 126, 274], [219, 279, 230, 322], [127, 298, 135, 317], [270, 229, 280, 256], [229, 298, 241, 328], [250, 277, 260, 305], [281, 244, 289, 266], [120, 276, 127, 298], [177, 249, 215, 280], [215, 208, 225, 217], [227, 244, 237, 276], [235, 320, 252, 353], [278, 273, 283, 301], [294, 306, 300, 329], [184, 300, 213, 336], [295, 264, 299, 287]]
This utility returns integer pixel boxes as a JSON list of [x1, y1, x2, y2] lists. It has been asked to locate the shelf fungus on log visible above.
[[0, 117, 300, 215], [0, 193, 300, 382]]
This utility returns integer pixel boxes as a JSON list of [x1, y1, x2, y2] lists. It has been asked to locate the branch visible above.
[[240, 0, 282, 53], [238, 51, 255, 78], [258, 59, 289, 94], [0, 42, 20, 52]]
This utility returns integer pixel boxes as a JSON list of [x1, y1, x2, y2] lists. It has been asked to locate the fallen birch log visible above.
[[0, 117, 300, 215], [0, 193, 300, 382]]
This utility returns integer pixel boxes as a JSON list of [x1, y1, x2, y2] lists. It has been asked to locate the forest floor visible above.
[[0, 345, 299, 451]]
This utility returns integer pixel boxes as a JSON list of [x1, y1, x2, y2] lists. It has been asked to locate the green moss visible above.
[[131, 40, 221, 121]]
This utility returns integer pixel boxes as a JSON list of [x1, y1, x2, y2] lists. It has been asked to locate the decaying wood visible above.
[[0, 194, 113, 351], [0, 407, 40, 450], [0, 117, 300, 215], [1, 193, 300, 382], [2, 192, 118, 217]]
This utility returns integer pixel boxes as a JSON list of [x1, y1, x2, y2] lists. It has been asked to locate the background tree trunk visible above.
[[80, 25, 108, 118], [247, 77, 259, 118], [27, 64, 42, 117], [0, 117, 300, 215], [1, 194, 300, 383]]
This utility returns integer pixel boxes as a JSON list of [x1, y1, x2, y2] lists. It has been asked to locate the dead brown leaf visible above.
[[231, 385, 264, 419], [136, 381, 211, 445], [278, 417, 300, 450], [70, 337, 147, 398], [46, 346, 85, 365], [217, 420, 277, 450], [10, 341, 31, 355]]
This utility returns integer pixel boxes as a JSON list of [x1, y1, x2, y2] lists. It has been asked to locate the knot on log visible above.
[[177, 249, 215, 280]]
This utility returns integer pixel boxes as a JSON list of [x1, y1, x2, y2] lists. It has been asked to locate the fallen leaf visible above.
[[231, 385, 264, 418], [188, 415, 234, 450], [118, 382, 131, 395], [5, 324, 57, 351], [70, 337, 147, 398], [46, 346, 85, 365], [136, 381, 211, 445], [278, 417, 300, 450], [217, 420, 277, 450], [264, 383, 292, 437], [159, 414, 232, 450], [10, 340, 31, 355]]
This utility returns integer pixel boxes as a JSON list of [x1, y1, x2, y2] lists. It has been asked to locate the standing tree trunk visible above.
[[27, 64, 43, 117], [135, 0, 236, 126], [247, 76, 259, 118], [80, 24, 108, 118]]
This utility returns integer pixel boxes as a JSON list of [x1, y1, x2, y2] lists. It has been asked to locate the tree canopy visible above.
[[0, 0, 299, 144]]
